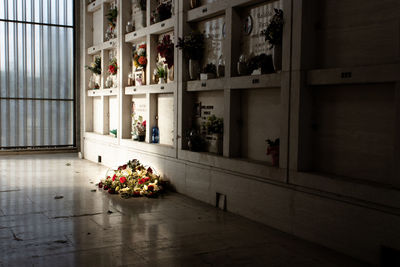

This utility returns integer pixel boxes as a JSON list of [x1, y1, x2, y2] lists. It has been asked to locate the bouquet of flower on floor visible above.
[[98, 159, 164, 198]]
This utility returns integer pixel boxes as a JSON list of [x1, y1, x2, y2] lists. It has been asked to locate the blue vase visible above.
[[151, 126, 159, 143]]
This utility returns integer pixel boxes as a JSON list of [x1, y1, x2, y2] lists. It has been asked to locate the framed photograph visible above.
[[134, 70, 145, 86], [243, 15, 253, 35]]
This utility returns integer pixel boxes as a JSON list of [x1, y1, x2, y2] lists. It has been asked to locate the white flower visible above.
[[137, 48, 145, 56], [144, 185, 148, 191]]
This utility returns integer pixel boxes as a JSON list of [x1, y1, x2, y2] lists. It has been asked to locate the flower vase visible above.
[[189, 59, 200, 80], [168, 65, 174, 82], [158, 77, 166, 84], [206, 133, 223, 155], [272, 44, 282, 72], [94, 74, 101, 89]]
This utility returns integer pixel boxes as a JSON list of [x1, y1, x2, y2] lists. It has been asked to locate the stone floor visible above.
[[0, 153, 368, 267]]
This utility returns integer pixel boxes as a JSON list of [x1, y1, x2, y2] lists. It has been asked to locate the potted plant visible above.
[[85, 56, 101, 89], [266, 138, 280, 166], [176, 31, 204, 80], [200, 63, 217, 80], [154, 62, 167, 84], [261, 8, 284, 72], [204, 115, 223, 155], [132, 115, 146, 141], [133, 43, 147, 85], [157, 34, 174, 82]]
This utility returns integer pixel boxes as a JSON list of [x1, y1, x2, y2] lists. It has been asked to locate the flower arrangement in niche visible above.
[[132, 115, 146, 141], [157, 34, 174, 68], [85, 56, 101, 75], [154, 62, 167, 83], [106, 6, 118, 29], [133, 43, 147, 70], [261, 8, 284, 48], [156, 2, 172, 22], [176, 31, 204, 60], [108, 58, 118, 75], [98, 159, 166, 198]]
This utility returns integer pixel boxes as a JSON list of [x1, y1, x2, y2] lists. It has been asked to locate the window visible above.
[[0, 0, 75, 150]]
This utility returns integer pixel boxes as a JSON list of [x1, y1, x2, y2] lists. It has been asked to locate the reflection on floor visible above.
[[0, 153, 367, 267]]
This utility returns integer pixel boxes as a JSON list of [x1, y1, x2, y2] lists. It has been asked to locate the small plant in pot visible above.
[[200, 63, 217, 80], [132, 116, 146, 141], [154, 62, 167, 84], [176, 31, 204, 80], [266, 138, 279, 166], [261, 8, 284, 72], [85, 56, 101, 89], [204, 115, 223, 155]]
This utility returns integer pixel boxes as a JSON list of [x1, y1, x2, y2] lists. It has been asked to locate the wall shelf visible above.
[[88, 88, 118, 97], [102, 38, 118, 50], [186, 78, 226, 92], [87, 0, 102, 12], [187, 1, 228, 22], [307, 63, 400, 86], [125, 17, 175, 43], [125, 83, 175, 95], [230, 73, 281, 89], [87, 44, 102, 55]]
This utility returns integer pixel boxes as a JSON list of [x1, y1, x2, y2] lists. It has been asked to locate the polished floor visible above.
[[0, 153, 367, 267]]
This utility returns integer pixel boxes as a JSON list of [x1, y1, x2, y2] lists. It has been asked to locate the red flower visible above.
[[139, 44, 146, 49], [120, 177, 127, 184], [104, 185, 109, 190], [147, 167, 153, 174], [112, 174, 117, 181], [98, 182, 103, 188], [144, 177, 150, 182], [138, 56, 147, 66], [142, 120, 146, 127], [148, 185, 154, 191], [138, 178, 145, 185], [109, 65, 116, 74]]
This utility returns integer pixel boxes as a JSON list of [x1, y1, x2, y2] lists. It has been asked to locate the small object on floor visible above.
[[66, 163, 71, 166], [107, 210, 113, 214], [87, 232, 91, 235], [91, 189, 96, 192], [54, 195, 64, 199]]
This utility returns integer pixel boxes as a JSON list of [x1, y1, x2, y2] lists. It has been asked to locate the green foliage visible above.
[[85, 56, 101, 75], [205, 115, 223, 134], [176, 31, 204, 60], [106, 6, 118, 28], [261, 9, 284, 48]]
